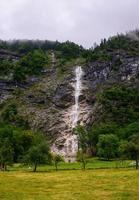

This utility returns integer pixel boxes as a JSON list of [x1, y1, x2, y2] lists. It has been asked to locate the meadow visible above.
[[0, 159, 139, 200], [0, 169, 139, 200], [9, 158, 132, 172]]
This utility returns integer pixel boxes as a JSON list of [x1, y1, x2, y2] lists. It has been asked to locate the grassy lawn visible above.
[[9, 158, 133, 172], [0, 169, 139, 200]]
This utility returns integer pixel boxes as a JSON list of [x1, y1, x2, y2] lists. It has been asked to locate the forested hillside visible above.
[[0, 30, 139, 168]]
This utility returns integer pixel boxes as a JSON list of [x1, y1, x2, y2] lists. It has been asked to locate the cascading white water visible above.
[[51, 66, 83, 162], [71, 66, 83, 128]]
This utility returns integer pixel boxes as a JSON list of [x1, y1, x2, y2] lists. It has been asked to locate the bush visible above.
[[97, 134, 119, 160]]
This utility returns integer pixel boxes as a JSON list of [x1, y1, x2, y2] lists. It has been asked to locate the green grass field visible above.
[[0, 169, 139, 200], [0, 159, 138, 200], [9, 158, 132, 172]]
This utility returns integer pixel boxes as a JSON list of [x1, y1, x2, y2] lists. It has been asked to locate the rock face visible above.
[[49, 54, 139, 161], [1, 50, 139, 161], [0, 80, 15, 104], [0, 49, 20, 60], [51, 66, 85, 162]]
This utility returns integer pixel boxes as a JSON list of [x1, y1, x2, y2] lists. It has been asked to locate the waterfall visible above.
[[51, 66, 83, 162], [71, 66, 83, 128]]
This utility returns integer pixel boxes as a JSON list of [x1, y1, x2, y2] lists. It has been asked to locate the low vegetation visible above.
[[0, 169, 139, 200]]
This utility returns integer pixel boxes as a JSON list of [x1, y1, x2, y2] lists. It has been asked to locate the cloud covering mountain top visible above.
[[0, 0, 139, 47]]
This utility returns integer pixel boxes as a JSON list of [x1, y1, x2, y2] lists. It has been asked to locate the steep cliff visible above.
[[1, 32, 139, 161]]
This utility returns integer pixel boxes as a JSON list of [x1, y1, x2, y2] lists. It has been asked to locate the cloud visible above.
[[127, 30, 139, 41], [0, 0, 139, 47]]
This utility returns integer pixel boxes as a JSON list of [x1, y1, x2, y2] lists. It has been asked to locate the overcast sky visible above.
[[0, 0, 139, 48]]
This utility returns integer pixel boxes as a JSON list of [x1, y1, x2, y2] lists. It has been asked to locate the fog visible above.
[[0, 0, 139, 47]]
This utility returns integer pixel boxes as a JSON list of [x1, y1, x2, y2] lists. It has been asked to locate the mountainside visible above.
[[1, 31, 139, 161]]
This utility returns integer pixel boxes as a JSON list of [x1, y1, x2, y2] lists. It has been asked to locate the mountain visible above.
[[0, 30, 139, 161]]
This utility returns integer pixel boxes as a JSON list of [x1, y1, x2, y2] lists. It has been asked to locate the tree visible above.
[[98, 86, 139, 126], [97, 134, 119, 160], [88, 122, 118, 156], [24, 138, 51, 172], [13, 49, 47, 81], [120, 134, 139, 169], [74, 125, 89, 169], [1, 104, 29, 129], [0, 138, 13, 171], [52, 154, 63, 171], [77, 150, 88, 170], [0, 59, 14, 76], [0, 125, 14, 171], [0, 123, 34, 166], [1, 104, 17, 123], [74, 125, 89, 151], [12, 130, 34, 162]]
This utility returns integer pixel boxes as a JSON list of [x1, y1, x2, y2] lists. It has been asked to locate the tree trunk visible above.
[[33, 162, 37, 172], [4, 164, 7, 171], [55, 162, 58, 171], [83, 161, 86, 170], [0, 163, 5, 171], [82, 157, 86, 170], [135, 159, 138, 169], [3, 163, 5, 171]]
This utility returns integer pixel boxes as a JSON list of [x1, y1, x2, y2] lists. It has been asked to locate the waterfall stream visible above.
[[71, 66, 83, 128], [51, 66, 83, 162]]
